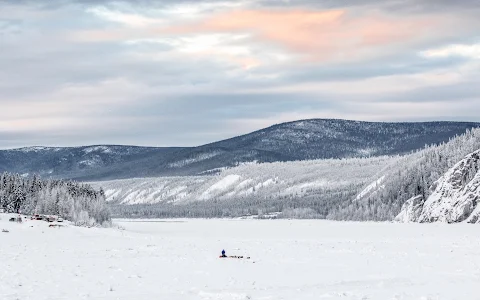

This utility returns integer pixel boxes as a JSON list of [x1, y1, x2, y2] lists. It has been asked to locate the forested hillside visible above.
[[104, 129, 480, 221], [329, 129, 480, 221], [0, 173, 110, 226], [396, 149, 480, 224], [96, 155, 397, 218], [1, 119, 479, 181]]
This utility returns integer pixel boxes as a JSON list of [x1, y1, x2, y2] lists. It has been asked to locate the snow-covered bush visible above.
[[73, 211, 95, 227]]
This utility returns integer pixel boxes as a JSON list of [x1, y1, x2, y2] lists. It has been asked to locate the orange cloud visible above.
[[162, 9, 439, 62]]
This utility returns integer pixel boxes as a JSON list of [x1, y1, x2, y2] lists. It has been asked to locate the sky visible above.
[[1, 0, 479, 148]]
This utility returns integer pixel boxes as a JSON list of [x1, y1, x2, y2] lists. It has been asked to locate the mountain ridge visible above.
[[6, 119, 480, 151], [2, 119, 480, 181]]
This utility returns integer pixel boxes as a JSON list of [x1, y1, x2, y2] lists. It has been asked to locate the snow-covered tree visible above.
[[0, 172, 110, 226]]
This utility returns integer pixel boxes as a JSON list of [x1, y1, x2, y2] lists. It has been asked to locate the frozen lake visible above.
[[1, 216, 480, 299]]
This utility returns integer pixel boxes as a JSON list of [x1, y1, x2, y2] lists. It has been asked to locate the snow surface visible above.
[[200, 175, 241, 200], [2, 215, 480, 300], [13, 146, 62, 153], [78, 157, 102, 167], [83, 146, 113, 154], [355, 176, 385, 201]]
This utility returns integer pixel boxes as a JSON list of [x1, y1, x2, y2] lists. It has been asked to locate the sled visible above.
[[219, 255, 250, 259]]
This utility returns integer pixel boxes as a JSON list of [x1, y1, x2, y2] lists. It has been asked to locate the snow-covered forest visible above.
[[333, 128, 480, 221], [97, 156, 397, 218], [102, 128, 480, 221], [0, 173, 110, 226]]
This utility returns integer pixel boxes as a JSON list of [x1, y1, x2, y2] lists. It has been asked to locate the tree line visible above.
[[0, 173, 110, 226]]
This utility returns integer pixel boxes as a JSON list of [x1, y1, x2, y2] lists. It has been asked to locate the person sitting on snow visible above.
[[221, 249, 227, 257]]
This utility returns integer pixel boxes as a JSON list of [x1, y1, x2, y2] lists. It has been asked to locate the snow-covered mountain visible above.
[[89, 127, 480, 221], [396, 150, 480, 223], [0, 145, 177, 179], [1, 119, 479, 181]]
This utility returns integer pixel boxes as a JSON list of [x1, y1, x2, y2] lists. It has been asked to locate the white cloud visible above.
[[124, 33, 293, 71], [239, 66, 467, 96], [2, 0, 480, 148], [422, 43, 480, 59], [86, 6, 164, 27], [86, 1, 251, 27], [161, 1, 250, 17]]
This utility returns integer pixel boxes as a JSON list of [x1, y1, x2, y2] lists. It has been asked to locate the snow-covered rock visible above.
[[396, 150, 480, 223], [395, 195, 425, 223]]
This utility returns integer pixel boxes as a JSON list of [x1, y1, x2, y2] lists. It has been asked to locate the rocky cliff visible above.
[[396, 150, 480, 223]]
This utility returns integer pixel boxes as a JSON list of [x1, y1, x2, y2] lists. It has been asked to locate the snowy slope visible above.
[[92, 156, 397, 205], [354, 175, 385, 201], [2, 216, 480, 300], [396, 150, 480, 223]]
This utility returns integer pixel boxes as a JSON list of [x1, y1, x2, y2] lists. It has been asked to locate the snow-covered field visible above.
[[1, 215, 480, 300]]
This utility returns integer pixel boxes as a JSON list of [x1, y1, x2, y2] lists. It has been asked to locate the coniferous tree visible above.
[[0, 172, 110, 226]]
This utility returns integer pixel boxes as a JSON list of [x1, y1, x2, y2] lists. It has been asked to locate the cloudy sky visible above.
[[1, 0, 479, 148]]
